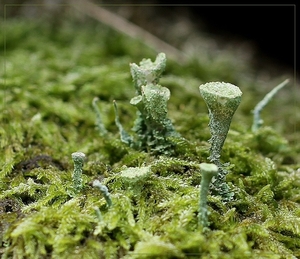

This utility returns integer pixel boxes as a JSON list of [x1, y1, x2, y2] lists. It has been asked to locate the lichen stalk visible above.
[[92, 97, 108, 136], [199, 82, 242, 200], [92, 179, 112, 208], [252, 79, 289, 132], [198, 163, 218, 229], [71, 152, 86, 192]]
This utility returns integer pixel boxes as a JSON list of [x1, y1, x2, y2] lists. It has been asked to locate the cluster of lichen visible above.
[[94, 52, 181, 155], [0, 17, 300, 259]]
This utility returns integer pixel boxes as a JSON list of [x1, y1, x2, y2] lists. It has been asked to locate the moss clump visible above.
[[1, 17, 299, 259]]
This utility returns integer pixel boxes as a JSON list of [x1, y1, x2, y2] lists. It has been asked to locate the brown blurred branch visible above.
[[70, 0, 187, 63]]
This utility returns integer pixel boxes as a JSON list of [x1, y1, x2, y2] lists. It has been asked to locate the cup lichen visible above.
[[199, 82, 242, 201]]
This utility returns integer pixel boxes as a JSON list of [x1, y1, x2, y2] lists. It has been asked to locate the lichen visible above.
[[113, 53, 182, 155], [1, 17, 299, 259], [199, 82, 242, 201]]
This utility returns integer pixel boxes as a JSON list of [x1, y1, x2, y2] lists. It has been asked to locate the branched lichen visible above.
[[115, 53, 181, 155]]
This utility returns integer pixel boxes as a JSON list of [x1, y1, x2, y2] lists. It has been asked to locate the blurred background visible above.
[[1, 1, 298, 155], [1, 1, 296, 77]]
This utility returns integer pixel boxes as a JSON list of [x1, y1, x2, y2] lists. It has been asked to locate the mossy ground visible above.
[[0, 15, 299, 259]]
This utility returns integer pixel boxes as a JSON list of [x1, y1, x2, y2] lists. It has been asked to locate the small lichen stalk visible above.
[[251, 79, 289, 132], [92, 179, 112, 208], [71, 152, 86, 192], [199, 82, 242, 200], [198, 163, 218, 229]]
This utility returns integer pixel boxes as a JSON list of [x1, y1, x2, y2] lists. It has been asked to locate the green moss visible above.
[[1, 17, 299, 259]]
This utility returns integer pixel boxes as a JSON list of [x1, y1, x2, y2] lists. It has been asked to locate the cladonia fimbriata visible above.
[[115, 53, 180, 154], [198, 163, 218, 230], [71, 152, 86, 193], [199, 82, 242, 201]]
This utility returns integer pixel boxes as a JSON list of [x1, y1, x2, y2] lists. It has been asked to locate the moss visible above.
[[1, 17, 299, 258]]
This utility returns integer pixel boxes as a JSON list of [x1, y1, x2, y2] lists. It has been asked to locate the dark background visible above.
[[1, 2, 296, 73], [103, 4, 296, 74], [187, 5, 295, 72]]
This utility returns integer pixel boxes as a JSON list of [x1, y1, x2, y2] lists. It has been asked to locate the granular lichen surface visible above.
[[0, 18, 299, 259]]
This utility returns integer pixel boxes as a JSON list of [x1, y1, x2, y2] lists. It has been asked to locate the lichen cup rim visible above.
[[199, 82, 242, 99]]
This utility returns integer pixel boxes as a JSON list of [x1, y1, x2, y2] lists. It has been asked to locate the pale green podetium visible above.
[[251, 79, 289, 132], [71, 152, 86, 192], [130, 53, 180, 154], [92, 180, 112, 208], [199, 82, 242, 200], [198, 163, 218, 229], [92, 97, 108, 136], [116, 53, 180, 154], [113, 100, 134, 146]]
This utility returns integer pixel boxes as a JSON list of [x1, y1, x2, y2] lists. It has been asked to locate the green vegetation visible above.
[[0, 17, 299, 259]]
